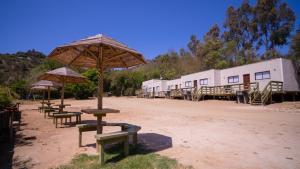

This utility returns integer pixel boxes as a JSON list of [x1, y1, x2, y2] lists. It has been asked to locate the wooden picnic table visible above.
[[81, 108, 120, 134], [53, 104, 71, 112], [53, 104, 71, 107]]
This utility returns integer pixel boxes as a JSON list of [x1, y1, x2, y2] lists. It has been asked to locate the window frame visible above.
[[228, 75, 239, 84], [185, 81, 192, 87], [199, 78, 208, 85], [255, 71, 271, 80]]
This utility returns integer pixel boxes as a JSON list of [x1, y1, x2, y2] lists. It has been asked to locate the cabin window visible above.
[[228, 75, 239, 83], [199, 78, 208, 85], [255, 71, 270, 80], [185, 81, 192, 87]]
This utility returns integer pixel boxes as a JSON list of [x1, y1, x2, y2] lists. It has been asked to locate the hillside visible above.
[[0, 50, 46, 85]]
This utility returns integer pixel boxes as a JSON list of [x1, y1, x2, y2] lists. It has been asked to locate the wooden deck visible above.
[[137, 81, 300, 105]]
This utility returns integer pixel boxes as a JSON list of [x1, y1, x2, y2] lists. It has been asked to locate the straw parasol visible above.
[[31, 86, 56, 104], [47, 34, 146, 133], [48, 34, 146, 109], [31, 80, 61, 105], [38, 67, 87, 111]]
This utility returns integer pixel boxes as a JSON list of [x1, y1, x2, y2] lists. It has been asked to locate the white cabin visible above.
[[181, 69, 221, 88], [141, 58, 299, 94], [166, 78, 181, 90], [220, 58, 299, 91], [142, 79, 168, 96]]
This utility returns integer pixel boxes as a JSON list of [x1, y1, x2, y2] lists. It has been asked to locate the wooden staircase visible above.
[[250, 81, 283, 105]]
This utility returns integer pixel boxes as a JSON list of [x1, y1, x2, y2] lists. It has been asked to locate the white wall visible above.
[[166, 79, 181, 90], [181, 69, 218, 88], [220, 58, 283, 91], [142, 79, 168, 92], [282, 59, 300, 91]]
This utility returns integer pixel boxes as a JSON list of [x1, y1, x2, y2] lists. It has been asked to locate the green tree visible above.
[[224, 1, 258, 63], [290, 26, 300, 60], [254, 0, 295, 58]]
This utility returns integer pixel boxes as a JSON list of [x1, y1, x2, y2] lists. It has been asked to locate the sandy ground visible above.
[[12, 97, 300, 169]]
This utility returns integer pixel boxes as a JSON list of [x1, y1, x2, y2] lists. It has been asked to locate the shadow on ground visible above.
[[0, 122, 36, 169], [103, 132, 173, 163]]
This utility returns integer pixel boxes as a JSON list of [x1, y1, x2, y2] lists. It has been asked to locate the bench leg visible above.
[[133, 133, 138, 148], [124, 136, 129, 156], [79, 131, 82, 147], [99, 142, 104, 166], [79, 115, 81, 123], [55, 118, 58, 128]]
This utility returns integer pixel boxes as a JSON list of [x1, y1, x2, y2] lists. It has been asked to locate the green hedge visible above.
[[0, 87, 13, 110]]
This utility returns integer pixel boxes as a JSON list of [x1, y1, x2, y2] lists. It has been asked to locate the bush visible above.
[[0, 87, 13, 110], [66, 82, 96, 100]]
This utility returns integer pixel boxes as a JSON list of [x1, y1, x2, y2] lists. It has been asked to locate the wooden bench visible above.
[[77, 122, 106, 147], [95, 131, 129, 166], [53, 112, 82, 128], [77, 122, 141, 147], [43, 107, 59, 118]]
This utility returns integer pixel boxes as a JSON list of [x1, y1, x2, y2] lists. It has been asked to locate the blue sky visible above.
[[0, 0, 299, 60]]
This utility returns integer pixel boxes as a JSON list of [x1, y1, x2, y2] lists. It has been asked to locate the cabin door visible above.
[[193, 80, 198, 89], [243, 74, 250, 90], [175, 85, 178, 90], [152, 87, 155, 97]]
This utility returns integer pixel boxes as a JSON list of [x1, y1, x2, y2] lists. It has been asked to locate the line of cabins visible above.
[[138, 58, 300, 105]]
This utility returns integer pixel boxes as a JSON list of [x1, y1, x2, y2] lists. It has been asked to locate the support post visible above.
[[97, 46, 103, 110], [60, 78, 65, 112], [47, 86, 51, 104]]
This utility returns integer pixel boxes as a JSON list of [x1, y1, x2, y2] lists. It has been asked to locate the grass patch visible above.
[[55, 144, 192, 169]]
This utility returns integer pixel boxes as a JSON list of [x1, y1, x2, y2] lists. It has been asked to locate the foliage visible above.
[[289, 26, 300, 60], [0, 50, 45, 85], [65, 69, 97, 100], [0, 87, 13, 110], [10, 80, 27, 99]]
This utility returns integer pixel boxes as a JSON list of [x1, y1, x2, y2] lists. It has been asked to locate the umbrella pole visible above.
[[48, 86, 50, 103], [42, 90, 45, 107], [97, 51, 103, 110], [61, 78, 65, 112], [96, 46, 103, 134]]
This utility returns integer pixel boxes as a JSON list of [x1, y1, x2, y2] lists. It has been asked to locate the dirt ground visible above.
[[12, 97, 300, 169]]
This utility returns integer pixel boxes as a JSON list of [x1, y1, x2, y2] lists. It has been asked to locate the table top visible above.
[[41, 101, 54, 104], [81, 108, 120, 116], [54, 104, 71, 107]]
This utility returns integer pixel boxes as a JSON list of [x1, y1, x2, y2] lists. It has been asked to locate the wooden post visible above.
[[60, 78, 65, 112], [124, 136, 129, 156], [99, 142, 104, 166], [79, 130, 82, 147], [47, 86, 51, 104], [97, 115, 103, 134], [42, 90, 45, 108], [97, 46, 103, 111]]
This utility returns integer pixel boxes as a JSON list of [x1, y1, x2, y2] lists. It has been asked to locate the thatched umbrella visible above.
[[47, 34, 146, 133], [31, 80, 61, 105], [39, 67, 87, 111], [31, 86, 56, 105]]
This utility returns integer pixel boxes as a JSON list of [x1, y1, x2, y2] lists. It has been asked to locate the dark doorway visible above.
[[152, 87, 155, 97], [193, 80, 197, 89], [175, 85, 178, 90], [243, 74, 250, 90]]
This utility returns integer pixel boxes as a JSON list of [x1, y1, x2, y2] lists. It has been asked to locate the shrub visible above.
[[0, 87, 13, 110], [66, 82, 96, 100]]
